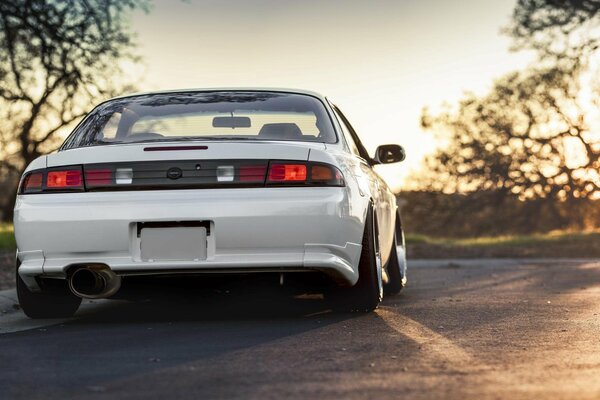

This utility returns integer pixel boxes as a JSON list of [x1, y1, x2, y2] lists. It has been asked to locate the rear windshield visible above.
[[62, 91, 337, 149]]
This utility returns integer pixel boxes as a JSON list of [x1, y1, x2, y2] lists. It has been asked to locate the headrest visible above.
[[258, 123, 302, 139]]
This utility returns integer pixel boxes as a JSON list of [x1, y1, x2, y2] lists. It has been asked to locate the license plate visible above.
[[141, 227, 207, 261]]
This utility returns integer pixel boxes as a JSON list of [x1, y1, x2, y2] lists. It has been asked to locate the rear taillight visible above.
[[239, 165, 267, 182], [20, 166, 84, 194], [311, 165, 338, 183], [85, 169, 112, 187], [309, 163, 344, 186], [268, 164, 307, 182], [46, 168, 83, 189], [21, 172, 43, 194], [18, 160, 345, 194], [266, 162, 344, 186]]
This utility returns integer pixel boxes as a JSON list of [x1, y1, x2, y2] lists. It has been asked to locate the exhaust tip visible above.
[[70, 268, 105, 297], [68, 265, 121, 299]]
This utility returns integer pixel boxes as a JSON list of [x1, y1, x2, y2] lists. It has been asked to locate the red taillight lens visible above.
[[47, 169, 83, 189], [21, 172, 43, 193], [85, 169, 112, 187], [239, 165, 267, 182], [268, 164, 307, 182]]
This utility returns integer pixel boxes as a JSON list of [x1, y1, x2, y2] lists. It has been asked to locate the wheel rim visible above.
[[373, 215, 383, 300], [393, 227, 404, 279], [395, 217, 407, 284]]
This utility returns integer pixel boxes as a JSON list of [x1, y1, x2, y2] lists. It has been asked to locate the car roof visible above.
[[108, 87, 328, 102]]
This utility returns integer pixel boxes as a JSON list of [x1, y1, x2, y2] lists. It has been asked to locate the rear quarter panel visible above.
[[309, 145, 396, 265]]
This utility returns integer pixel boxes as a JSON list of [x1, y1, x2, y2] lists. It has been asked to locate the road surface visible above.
[[1, 259, 600, 399]]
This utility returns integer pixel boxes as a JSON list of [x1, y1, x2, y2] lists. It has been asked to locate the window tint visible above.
[[127, 113, 321, 138], [62, 92, 337, 149]]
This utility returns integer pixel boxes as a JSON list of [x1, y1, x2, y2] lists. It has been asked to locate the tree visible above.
[[509, 0, 600, 63], [417, 1, 600, 202], [0, 0, 148, 219], [420, 65, 599, 201]]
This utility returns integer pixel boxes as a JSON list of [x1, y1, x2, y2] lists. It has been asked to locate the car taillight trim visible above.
[[46, 168, 84, 190], [20, 165, 86, 194], [85, 169, 113, 187], [268, 163, 308, 182], [44, 166, 85, 191], [266, 161, 345, 187], [18, 160, 345, 194], [239, 165, 268, 183], [20, 171, 44, 194]]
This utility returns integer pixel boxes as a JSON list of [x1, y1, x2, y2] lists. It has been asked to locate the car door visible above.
[[330, 105, 396, 265]]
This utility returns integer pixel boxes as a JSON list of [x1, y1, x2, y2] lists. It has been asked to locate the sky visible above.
[[129, 0, 534, 191]]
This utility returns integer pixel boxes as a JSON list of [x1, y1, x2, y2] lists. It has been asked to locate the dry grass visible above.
[[408, 230, 600, 246], [0, 223, 15, 250], [407, 230, 600, 258]]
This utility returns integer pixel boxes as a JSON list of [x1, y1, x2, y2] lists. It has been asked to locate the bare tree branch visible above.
[[0, 0, 148, 220], [418, 66, 599, 201]]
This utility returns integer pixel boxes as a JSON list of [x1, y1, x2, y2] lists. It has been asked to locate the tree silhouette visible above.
[[420, 66, 599, 201], [0, 0, 148, 218], [417, 1, 600, 210], [509, 0, 600, 63]]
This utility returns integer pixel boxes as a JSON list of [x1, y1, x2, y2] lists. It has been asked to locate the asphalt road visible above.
[[1, 259, 600, 400]]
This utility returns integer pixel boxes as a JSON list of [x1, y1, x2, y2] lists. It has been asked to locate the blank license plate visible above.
[[141, 227, 207, 261]]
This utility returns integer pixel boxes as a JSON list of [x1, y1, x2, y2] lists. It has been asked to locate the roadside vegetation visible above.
[[400, 191, 599, 238], [0, 223, 15, 251], [407, 230, 600, 259], [407, 1, 599, 246], [407, 230, 599, 246], [0, 222, 16, 250]]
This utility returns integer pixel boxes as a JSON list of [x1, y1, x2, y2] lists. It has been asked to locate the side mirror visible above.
[[373, 144, 405, 164]]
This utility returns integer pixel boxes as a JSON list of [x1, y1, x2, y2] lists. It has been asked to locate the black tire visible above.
[[332, 205, 383, 312], [384, 213, 407, 295], [16, 260, 81, 319]]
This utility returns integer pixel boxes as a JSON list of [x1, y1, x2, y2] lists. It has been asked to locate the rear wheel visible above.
[[332, 205, 383, 312], [16, 259, 81, 319], [384, 213, 407, 295]]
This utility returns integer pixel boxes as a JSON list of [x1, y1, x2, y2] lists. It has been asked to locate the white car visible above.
[[14, 88, 407, 318]]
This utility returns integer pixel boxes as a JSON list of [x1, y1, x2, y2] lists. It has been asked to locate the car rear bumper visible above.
[[14, 187, 364, 291]]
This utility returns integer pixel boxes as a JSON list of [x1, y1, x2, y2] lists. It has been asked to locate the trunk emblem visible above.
[[167, 167, 183, 180]]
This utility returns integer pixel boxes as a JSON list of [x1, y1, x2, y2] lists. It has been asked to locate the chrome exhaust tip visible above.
[[68, 265, 121, 299]]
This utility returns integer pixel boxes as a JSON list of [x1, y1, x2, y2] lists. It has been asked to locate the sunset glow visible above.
[[127, 0, 534, 191]]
